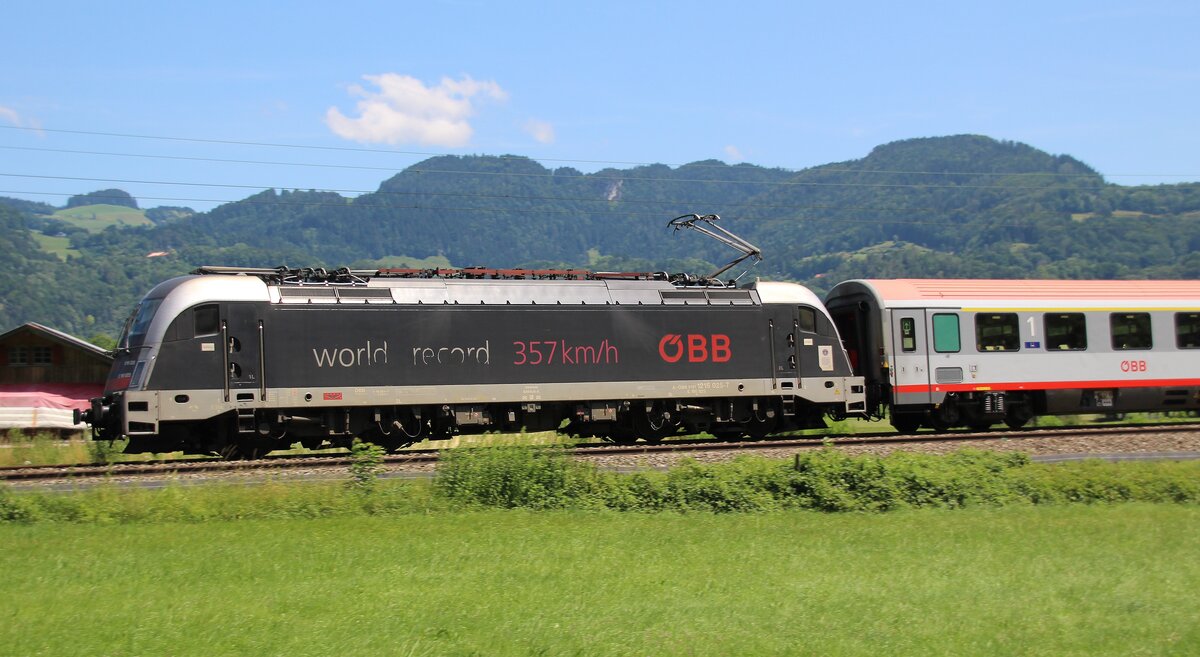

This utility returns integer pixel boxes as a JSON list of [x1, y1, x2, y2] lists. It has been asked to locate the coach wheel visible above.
[[928, 400, 961, 432], [1004, 406, 1033, 429], [890, 413, 922, 434]]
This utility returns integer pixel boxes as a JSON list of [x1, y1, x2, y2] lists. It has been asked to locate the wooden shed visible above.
[[0, 323, 112, 431]]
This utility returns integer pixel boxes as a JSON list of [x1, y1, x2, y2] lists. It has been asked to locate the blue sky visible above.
[[2, 0, 1198, 212]]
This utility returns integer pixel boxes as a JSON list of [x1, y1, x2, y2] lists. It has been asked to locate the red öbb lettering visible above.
[[659, 334, 732, 363], [1120, 360, 1147, 373]]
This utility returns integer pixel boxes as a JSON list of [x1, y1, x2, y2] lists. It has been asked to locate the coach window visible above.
[[1111, 313, 1152, 350], [976, 313, 1020, 351], [932, 313, 961, 353], [899, 317, 916, 352], [1044, 313, 1087, 350], [1175, 313, 1200, 349]]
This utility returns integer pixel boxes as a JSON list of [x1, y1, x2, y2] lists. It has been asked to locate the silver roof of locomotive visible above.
[[149, 268, 834, 312], [145, 270, 835, 310], [261, 275, 788, 306]]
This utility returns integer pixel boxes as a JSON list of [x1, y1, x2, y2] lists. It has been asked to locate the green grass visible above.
[[0, 431, 186, 467], [28, 231, 80, 259], [0, 505, 1195, 656], [51, 204, 153, 232]]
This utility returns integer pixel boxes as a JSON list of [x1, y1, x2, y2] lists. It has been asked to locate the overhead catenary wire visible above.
[[4, 124, 1197, 180]]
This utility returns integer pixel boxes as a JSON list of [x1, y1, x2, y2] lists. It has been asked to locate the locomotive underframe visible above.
[[94, 378, 853, 456]]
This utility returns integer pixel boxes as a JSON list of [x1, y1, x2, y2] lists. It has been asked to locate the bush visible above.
[[435, 446, 598, 509], [2, 448, 1197, 524], [347, 440, 386, 494]]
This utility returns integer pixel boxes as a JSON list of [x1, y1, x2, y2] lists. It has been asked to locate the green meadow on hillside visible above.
[[52, 204, 153, 232], [28, 231, 80, 260]]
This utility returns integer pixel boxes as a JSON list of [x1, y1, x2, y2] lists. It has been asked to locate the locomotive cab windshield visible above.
[[118, 298, 164, 352]]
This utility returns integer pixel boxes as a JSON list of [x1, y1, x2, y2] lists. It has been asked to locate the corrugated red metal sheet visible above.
[[0, 384, 102, 410]]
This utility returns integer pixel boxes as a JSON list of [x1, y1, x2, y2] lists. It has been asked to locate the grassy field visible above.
[[28, 231, 80, 260], [0, 505, 1195, 656], [0, 432, 185, 467], [51, 204, 153, 232]]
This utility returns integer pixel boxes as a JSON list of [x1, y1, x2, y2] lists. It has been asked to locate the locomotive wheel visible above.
[[218, 439, 274, 460], [633, 403, 677, 443], [744, 416, 777, 440]]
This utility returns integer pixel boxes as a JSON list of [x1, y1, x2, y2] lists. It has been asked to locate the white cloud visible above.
[[325, 73, 508, 147], [0, 106, 23, 126], [523, 119, 555, 144], [724, 144, 744, 162]]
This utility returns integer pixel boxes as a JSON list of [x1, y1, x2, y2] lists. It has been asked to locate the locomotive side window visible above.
[[194, 304, 220, 336], [798, 306, 817, 333], [1111, 313, 1152, 350], [899, 317, 916, 352], [976, 313, 1020, 351], [1176, 313, 1200, 349], [932, 313, 961, 353], [1044, 313, 1087, 350]]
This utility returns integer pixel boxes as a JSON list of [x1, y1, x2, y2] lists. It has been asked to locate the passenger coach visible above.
[[824, 279, 1200, 432]]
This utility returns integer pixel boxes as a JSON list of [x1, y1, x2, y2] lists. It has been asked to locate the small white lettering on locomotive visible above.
[[412, 340, 491, 366], [312, 340, 388, 368]]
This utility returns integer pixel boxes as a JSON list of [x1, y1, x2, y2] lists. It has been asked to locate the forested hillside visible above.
[[2, 134, 1198, 338]]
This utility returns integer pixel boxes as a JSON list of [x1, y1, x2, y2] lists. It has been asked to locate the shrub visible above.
[[2, 448, 1197, 525], [435, 446, 592, 509], [347, 440, 386, 494]]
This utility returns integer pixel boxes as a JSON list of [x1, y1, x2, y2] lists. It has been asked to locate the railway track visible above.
[[4, 422, 1200, 484]]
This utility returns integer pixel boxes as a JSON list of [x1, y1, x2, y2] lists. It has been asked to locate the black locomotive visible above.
[[79, 263, 866, 456]]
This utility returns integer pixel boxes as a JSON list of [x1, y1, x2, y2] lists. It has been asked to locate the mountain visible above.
[[2, 134, 1199, 337]]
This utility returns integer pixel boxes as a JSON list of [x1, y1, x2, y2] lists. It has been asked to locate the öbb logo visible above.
[[658, 334, 732, 363]]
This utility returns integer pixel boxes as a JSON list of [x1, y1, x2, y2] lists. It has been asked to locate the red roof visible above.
[[860, 279, 1200, 302]]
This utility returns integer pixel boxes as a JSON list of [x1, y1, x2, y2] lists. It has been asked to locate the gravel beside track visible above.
[[580, 426, 1200, 471], [5, 425, 1200, 490]]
